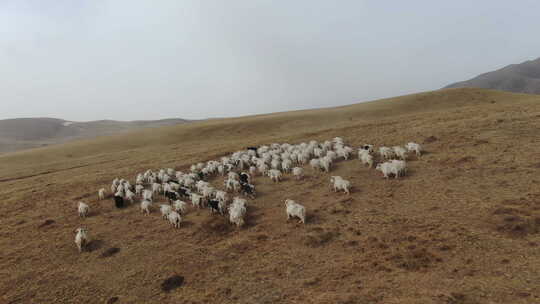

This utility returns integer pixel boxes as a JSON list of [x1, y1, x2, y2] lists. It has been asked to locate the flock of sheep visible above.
[[73, 137, 423, 253]]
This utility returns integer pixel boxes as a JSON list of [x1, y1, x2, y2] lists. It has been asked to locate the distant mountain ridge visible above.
[[0, 117, 191, 153], [444, 57, 540, 94]]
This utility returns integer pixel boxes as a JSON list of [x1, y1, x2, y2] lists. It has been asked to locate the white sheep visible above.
[[282, 159, 292, 172], [376, 160, 407, 179], [227, 172, 239, 181], [393, 146, 408, 160], [320, 157, 331, 173], [406, 142, 422, 156], [310, 158, 321, 171], [359, 150, 374, 168], [268, 169, 282, 183], [229, 203, 246, 227], [140, 200, 152, 215], [78, 202, 89, 218], [292, 167, 304, 180], [224, 178, 241, 192], [249, 166, 257, 176], [285, 199, 306, 224], [232, 197, 248, 209], [330, 176, 351, 194], [173, 200, 188, 214], [135, 184, 144, 195], [167, 211, 182, 228], [379, 147, 394, 160], [390, 160, 407, 177], [98, 188, 106, 200], [191, 193, 203, 209], [125, 189, 136, 203], [215, 190, 228, 203], [152, 182, 162, 194], [142, 189, 153, 202], [160, 204, 172, 219], [74, 228, 89, 253]]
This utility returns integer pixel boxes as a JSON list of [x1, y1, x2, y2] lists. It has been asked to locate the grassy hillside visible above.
[[0, 88, 539, 303], [0, 117, 191, 154]]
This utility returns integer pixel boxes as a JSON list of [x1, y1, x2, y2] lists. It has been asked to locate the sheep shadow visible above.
[[86, 239, 105, 252], [100, 247, 121, 258], [180, 220, 195, 228], [244, 205, 263, 228], [306, 213, 324, 225]]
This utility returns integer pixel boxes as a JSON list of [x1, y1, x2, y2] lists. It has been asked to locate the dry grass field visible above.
[[0, 88, 539, 304]]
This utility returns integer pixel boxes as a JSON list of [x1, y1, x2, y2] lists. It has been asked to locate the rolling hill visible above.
[[0, 117, 191, 154], [0, 88, 539, 303], [445, 57, 540, 94]]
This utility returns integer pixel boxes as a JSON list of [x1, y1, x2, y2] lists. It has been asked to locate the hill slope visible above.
[[0, 88, 539, 304], [0, 117, 191, 154], [445, 57, 540, 94]]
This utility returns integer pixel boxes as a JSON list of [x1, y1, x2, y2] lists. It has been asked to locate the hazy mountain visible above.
[[0, 117, 191, 153], [444, 57, 540, 94]]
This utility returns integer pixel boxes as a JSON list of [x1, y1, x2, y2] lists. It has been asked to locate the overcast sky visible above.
[[2, 0, 540, 121]]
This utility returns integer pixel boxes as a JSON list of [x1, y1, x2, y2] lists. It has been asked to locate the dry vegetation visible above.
[[0, 88, 539, 304]]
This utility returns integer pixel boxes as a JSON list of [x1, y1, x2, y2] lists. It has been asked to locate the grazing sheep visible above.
[[285, 199, 306, 224], [173, 200, 188, 214], [282, 159, 292, 172], [406, 142, 422, 156], [330, 176, 351, 194], [142, 189, 153, 202], [135, 185, 144, 196], [224, 178, 241, 192], [215, 190, 228, 203], [98, 188, 106, 200], [292, 167, 304, 180], [74, 228, 89, 253], [78, 202, 89, 218], [152, 182, 162, 194], [191, 193, 203, 209], [167, 211, 182, 228], [393, 146, 408, 160], [249, 166, 257, 176], [268, 169, 282, 183], [232, 197, 248, 209], [379, 147, 394, 160], [320, 157, 331, 173], [228, 172, 239, 181], [310, 158, 321, 171], [359, 150, 374, 168], [140, 200, 152, 215], [360, 144, 374, 154], [207, 199, 221, 214], [240, 183, 256, 199], [239, 172, 251, 184], [257, 163, 269, 176], [229, 203, 246, 227], [376, 160, 407, 179], [160, 204, 172, 219], [201, 186, 216, 200], [390, 160, 407, 177], [125, 189, 136, 203]]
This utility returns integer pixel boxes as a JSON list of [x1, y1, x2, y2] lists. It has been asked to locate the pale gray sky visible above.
[[2, 0, 540, 121]]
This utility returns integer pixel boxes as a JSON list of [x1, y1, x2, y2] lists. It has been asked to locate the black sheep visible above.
[[207, 199, 221, 214], [240, 183, 256, 198], [178, 187, 191, 198], [239, 173, 249, 184], [165, 191, 179, 203], [114, 195, 124, 208]]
